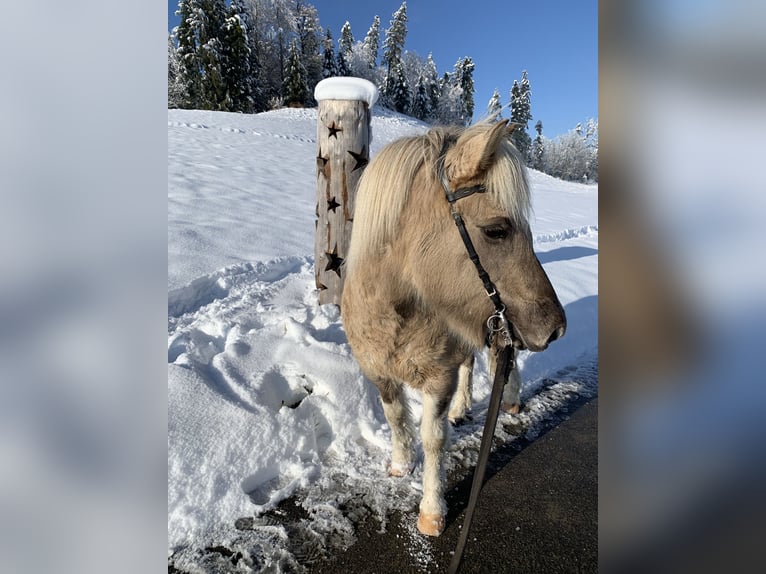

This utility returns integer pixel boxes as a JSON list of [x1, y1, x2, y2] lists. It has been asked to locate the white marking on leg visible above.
[[419, 392, 448, 519]]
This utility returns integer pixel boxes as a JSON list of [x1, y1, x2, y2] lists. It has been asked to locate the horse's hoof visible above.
[[501, 401, 520, 414], [387, 461, 413, 477], [448, 411, 473, 426], [417, 512, 445, 536]]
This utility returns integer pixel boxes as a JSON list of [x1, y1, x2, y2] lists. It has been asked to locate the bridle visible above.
[[435, 142, 516, 351], [436, 141, 517, 574]]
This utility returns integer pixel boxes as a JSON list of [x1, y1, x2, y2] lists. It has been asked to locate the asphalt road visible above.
[[314, 398, 598, 573]]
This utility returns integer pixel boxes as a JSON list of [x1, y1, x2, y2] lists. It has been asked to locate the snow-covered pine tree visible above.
[[381, 2, 410, 110], [174, 0, 203, 108], [240, 0, 267, 111], [197, 0, 228, 110], [454, 57, 475, 125], [411, 71, 430, 121], [221, 0, 252, 112], [487, 88, 502, 120], [339, 21, 354, 60], [283, 38, 308, 105], [533, 120, 545, 171], [387, 61, 410, 113], [401, 51, 425, 106], [424, 53, 440, 122], [295, 2, 322, 99], [336, 49, 350, 77], [382, 2, 407, 71], [336, 23, 352, 77], [321, 29, 337, 79], [509, 72, 532, 161], [362, 15, 380, 69], [168, 33, 186, 108]]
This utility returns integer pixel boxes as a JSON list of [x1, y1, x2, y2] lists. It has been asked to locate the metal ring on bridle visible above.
[[486, 306, 507, 332]]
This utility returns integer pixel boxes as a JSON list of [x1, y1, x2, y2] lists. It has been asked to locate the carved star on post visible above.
[[327, 196, 340, 212], [327, 122, 342, 138], [324, 245, 344, 277], [348, 146, 368, 172], [316, 153, 329, 177]]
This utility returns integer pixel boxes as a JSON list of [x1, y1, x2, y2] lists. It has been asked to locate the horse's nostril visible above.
[[547, 326, 565, 345]]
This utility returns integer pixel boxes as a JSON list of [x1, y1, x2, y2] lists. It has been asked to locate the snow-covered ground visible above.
[[168, 107, 598, 572]]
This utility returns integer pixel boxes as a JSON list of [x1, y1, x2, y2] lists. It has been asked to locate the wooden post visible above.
[[314, 78, 378, 306]]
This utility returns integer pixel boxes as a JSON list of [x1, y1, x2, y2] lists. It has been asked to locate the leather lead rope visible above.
[[436, 140, 517, 573], [448, 344, 513, 574]]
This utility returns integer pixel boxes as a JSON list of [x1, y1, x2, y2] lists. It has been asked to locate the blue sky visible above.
[[168, 1, 597, 139]]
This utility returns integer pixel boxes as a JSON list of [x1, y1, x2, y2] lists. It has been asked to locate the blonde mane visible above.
[[346, 123, 531, 271]]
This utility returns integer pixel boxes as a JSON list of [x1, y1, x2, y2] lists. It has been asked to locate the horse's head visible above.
[[406, 120, 566, 351]]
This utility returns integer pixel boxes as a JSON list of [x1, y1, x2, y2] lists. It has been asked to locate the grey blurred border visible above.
[[600, 1, 766, 572], [0, 1, 168, 573]]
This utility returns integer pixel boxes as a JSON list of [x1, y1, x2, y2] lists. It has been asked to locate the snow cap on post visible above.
[[314, 77, 379, 108]]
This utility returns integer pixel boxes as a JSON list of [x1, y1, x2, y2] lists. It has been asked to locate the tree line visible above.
[[486, 72, 598, 183], [169, 1, 476, 126], [168, 1, 597, 182]]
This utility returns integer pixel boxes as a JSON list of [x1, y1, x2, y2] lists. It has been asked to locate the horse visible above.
[[341, 119, 566, 536]]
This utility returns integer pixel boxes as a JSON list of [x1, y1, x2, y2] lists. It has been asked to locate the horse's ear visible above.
[[446, 119, 511, 183], [480, 119, 512, 170], [506, 122, 522, 135]]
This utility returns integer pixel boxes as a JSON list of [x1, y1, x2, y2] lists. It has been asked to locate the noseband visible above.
[[435, 143, 515, 350]]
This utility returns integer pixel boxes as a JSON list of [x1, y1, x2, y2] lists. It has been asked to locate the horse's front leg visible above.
[[448, 354, 474, 424], [488, 347, 522, 414], [417, 389, 451, 536], [375, 379, 415, 476]]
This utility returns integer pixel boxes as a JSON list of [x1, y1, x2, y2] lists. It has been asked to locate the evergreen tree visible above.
[[453, 57, 475, 125], [532, 120, 545, 171], [411, 71, 430, 122], [382, 2, 409, 111], [339, 21, 354, 60], [487, 88, 502, 120], [321, 29, 337, 78], [198, 0, 228, 109], [242, 0, 267, 111], [519, 70, 532, 122], [168, 33, 185, 108], [221, 0, 252, 112], [336, 49, 350, 76], [362, 15, 380, 69], [174, 0, 203, 108], [283, 38, 308, 105], [387, 61, 410, 113], [509, 71, 533, 160], [423, 53, 440, 122], [382, 2, 407, 71], [295, 2, 322, 98]]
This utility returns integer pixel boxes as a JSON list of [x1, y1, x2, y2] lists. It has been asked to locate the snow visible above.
[[168, 106, 597, 571], [313, 76, 379, 107]]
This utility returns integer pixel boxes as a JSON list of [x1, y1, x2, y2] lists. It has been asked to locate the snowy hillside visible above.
[[168, 107, 598, 572]]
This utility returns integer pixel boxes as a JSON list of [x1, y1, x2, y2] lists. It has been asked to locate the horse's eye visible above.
[[482, 226, 509, 241]]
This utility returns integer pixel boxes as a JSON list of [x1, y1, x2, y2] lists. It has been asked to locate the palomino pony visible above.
[[342, 120, 566, 536]]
